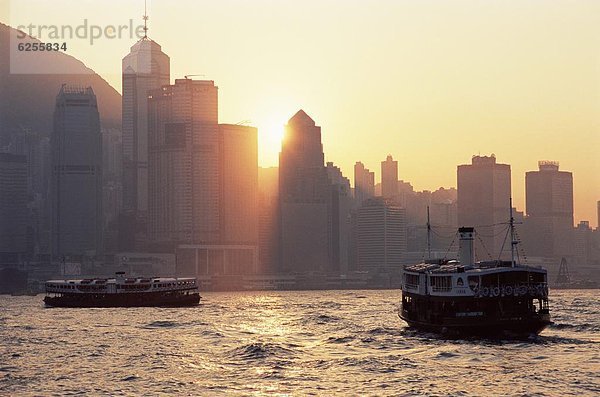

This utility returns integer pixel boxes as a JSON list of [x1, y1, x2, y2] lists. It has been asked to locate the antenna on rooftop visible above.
[[143, 0, 149, 38], [426, 206, 432, 260], [184, 75, 206, 79]]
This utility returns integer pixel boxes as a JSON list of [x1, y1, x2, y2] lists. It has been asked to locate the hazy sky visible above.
[[3, 0, 600, 226]]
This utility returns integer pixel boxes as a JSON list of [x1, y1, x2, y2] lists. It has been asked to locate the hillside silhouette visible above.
[[0, 22, 121, 144]]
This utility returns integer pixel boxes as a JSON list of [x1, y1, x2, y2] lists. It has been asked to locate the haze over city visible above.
[[2, 2, 600, 396], [2, 0, 599, 226]]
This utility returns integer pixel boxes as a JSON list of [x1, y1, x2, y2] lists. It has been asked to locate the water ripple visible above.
[[0, 289, 598, 395]]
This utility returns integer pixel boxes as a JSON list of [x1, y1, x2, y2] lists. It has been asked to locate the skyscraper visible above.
[[279, 110, 331, 273], [326, 162, 352, 274], [457, 155, 511, 259], [147, 79, 219, 250], [597, 201, 599, 231], [121, 36, 170, 249], [381, 155, 399, 199], [525, 161, 573, 258], [258, 167, 279, 274], [219, 124, 258, 245], [356, 197, 406, 270], [51, 86, 103, 257], [354, 161, 374, 206], [0, 153, 28, 258]]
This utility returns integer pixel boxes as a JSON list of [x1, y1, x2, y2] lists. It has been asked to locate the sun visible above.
[[257, 116, 286, 167]]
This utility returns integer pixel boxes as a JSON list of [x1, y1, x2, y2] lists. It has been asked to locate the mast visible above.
[[143, 0, 149, 38], [426, 205, 431, 260], [509, 197, 516, 267]]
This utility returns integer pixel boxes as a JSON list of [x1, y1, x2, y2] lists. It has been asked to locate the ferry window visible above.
[[430, 276, 452, 292], [404, 274, 420, 288], [456, 277, 464, 287], [468, 276, 479, 291]]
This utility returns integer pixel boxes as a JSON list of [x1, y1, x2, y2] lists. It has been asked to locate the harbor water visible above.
[[1, 290, 598, 396]]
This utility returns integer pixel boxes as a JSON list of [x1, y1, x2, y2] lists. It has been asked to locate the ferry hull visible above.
[[44, 292, 200, 308], [400, 312, 551, 337]]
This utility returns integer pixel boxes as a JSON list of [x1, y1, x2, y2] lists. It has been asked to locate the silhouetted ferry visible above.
[[399, 208, 551, 337], [44, 272, 200, 308]]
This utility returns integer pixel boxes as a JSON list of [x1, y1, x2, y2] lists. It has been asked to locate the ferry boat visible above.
[[399, 208, 551, 337], [44, 272, 200, 308]]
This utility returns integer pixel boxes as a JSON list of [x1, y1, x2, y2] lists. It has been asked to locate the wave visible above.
[[307, 313, 341, 325], [529, 334, 598, 345], [435, 351, 460, 359], [548, 323, 600, 332], [228, 342, 295, 361], [144, 320, 178, 328], [327, 335, 355, 344], [142, 320, 208, 329]]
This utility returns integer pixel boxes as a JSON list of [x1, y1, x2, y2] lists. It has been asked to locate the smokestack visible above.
[[458, 227, 474, 266]]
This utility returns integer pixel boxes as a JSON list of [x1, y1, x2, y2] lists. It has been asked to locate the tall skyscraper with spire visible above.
[[121, 12, 170, 249]]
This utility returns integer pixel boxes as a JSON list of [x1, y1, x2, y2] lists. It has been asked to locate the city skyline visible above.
[[2, 0, 599, 226], [2, 3, 600, 395]]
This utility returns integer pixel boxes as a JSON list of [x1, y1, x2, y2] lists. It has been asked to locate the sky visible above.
[[2, 0, 600, 226]]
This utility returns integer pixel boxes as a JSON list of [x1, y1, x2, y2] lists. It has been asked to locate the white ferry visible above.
[[400, 220, 551, 337], [44, 272, 200, 308]]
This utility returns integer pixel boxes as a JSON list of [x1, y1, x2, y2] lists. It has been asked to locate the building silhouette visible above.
[[219, 124, 258, 246], [525, 161, 573, 258], [0, 153, 28, 260], [279, 110, 331, 274], [51, 86, 103, 257], [258, 167, 279, 274], [147, 79, 219, 250], [381, 155, 399, 199], [457, 155, 511, 260], [597, 201, 599, 231], [356, 197, 406, 270], [354, 161, 374, 206], [574, 221, 593, 266], [121, 37, 170, 249], [326, 162, 352, 274]]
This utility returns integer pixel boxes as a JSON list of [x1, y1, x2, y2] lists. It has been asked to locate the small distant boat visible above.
[[553, 257, 598, 290], [399, 204, 551, 337], [44, 272, 200, 308]]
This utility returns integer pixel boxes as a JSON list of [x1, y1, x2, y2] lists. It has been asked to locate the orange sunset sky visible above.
[[3, 0, 600, 226]]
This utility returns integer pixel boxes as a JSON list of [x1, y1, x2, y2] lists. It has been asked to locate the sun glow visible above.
[[257, 116, 286, 167]]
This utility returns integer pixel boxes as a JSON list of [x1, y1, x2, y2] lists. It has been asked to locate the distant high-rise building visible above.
[[147, 79, 219, 250], [121, 36, 170, 249], [356, 197, 406, 270], [597, 201, 599, 231], [525, 161, 574, 258], [381, 155, 399, 199], [258, 167, 279, 274], [219, 124, 258, 246], [5, 131, 50, 254], [0, 153, 28, 258], [457, 155, 511, 259], [574, 221, 593, 266], [279, 110, 331, 273], [327, 162, 352, 274], [51, 86, 103, 257], [354, 161, 374, 206]]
